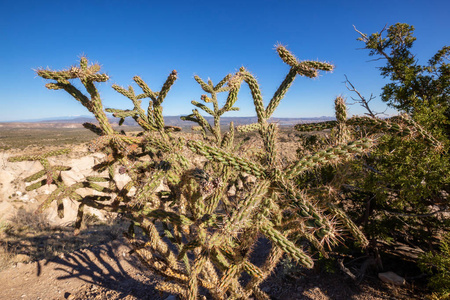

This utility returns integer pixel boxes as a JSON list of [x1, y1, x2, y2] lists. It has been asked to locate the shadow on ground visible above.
[[39, 238, 164, 300]]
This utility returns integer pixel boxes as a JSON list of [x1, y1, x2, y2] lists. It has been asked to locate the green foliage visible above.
[[419, 233, 450, 299], [318, 256, 337, 274], [356, 23, 450, 137], [10, 45, 425, 299], [343, 24, 450, 250], [353, 132, 450, 245]]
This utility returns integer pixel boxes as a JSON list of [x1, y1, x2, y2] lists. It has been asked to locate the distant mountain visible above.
[[1, 115, 335, 128], [5, 115, 94, 123]]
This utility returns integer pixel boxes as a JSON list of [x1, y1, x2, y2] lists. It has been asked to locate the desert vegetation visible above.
[[2, 23, 449, 299]]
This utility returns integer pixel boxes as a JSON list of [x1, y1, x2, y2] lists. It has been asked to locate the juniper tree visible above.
[[355, 23, 450, 139]]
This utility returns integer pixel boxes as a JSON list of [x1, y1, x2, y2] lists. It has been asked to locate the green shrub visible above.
[[420, 233, 450, 299], [347, 23, 450, 248]]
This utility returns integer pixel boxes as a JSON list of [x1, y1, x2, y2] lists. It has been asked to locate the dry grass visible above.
[[0, 220, 16, 271], [0, 244, 15, 271], [0, 125, 150, 150], [0, 127, 96, 150], [0, 124, 301, 150], [0, 208, 127, 268]]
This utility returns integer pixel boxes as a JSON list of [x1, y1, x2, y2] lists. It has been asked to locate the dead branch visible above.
[[343, 75, 386, 117]]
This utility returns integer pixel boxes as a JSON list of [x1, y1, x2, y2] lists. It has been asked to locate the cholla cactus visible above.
[[11, 47, 426, 300], [181, 73, 238, 147], [106, 71, 179, 133], [37, 58, 114, 135]]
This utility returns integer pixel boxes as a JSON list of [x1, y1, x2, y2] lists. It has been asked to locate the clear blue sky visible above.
[[1, 0, 449, 121]]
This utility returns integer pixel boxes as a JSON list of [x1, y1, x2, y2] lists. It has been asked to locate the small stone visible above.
[[164, 295, 177, 300], [378, 271, 406, 286], [227, 185, 236, 197]]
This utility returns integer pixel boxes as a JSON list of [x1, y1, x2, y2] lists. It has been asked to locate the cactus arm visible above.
[[8, 149, 71, 162], [133, 75, 158, 101], [219, 72, 242, 115], [156, 70, 177, 105], [220, 122, 234, 149], [37, 57, 115, 135], [191, 100, 215, 116], [215, 180, 269, 242], [214, 74, 232, 90], [23, 170, 47, 182], [236, 123, 261, 133], [44, 81, 90, 104], [187, 140, 265, 178], [265, 67, 298, 118], [192, 109, 214, 135], [294, 121, 338, 132], [326, 202, 369, 247], [188, 251, 208, 300], [259, 217, 314, 268], [238, 70, 266, 123], [82, 122, 104, 135], [285, 138, 374, 178], [194, 75, 214, 93]]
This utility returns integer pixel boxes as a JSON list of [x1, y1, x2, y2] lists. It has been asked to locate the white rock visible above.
[[71, 156, 96, 173], [114, 172, 131, 190], [18, 194, 30, 202], [227, 185, 236, 197], [46, 198, 79, 225], [378, 271, 406, 286], [61, 170, 84, 186]]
